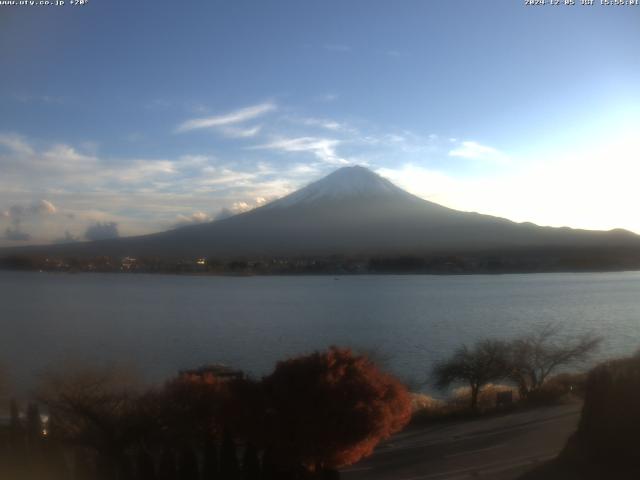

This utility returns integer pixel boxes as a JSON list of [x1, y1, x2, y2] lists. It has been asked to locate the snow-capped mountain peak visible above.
[[269, 166, 410, 208]]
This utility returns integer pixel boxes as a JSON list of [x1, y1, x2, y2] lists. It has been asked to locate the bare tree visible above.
[[507, 324, 601, 398], [36, 364, 145, 478], [432, 339, 509, 411]]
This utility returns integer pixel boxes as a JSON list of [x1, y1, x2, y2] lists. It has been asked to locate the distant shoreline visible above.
[[3, 245, 640, 276], [2, 266, 640, 277]]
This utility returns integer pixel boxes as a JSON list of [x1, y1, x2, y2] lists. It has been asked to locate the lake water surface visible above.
[[1, 271, 639, 392]]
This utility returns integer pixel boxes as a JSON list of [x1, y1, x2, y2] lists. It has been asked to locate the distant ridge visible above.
[[1, 166, 639, 262]]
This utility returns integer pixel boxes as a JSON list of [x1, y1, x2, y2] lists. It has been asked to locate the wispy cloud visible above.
[[299, 117, 345, 132], [0, 133, 34, 156], [219, 125, 263, 138], [0, 133, 296, 244], [317, 93, 338, 102], [176, 102, 276, 133], [2, 123, 511, 238], [0, 134, 185, 188], [10, 93, 65, 105], [253, 137, 348, 165], [173, 211, 212, 228], [214, 196, 272, 221], [3, 124, 639, 245], [449, 141, 509, 164]]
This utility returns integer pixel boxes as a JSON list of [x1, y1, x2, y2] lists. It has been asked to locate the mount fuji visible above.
[[2, 166, 639, 261]]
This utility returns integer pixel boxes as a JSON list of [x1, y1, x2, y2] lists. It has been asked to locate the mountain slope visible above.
[[2, 166, 639, 259]]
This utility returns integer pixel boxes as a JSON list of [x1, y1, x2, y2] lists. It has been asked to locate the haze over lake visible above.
[[2, 270, 639, 393]]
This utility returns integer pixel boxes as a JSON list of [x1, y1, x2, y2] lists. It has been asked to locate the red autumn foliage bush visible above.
[[261, 346, 412, 470], [152, 366, 237, 443]]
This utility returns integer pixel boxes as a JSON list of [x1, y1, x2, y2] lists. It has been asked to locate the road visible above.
[[342, 404, 581, 480]]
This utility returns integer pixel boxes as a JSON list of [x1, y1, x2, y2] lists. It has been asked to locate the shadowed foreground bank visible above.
[[342, 403, 581, 480], [520, 351, 640, 479], [2, 337, 636, 479], [0, 347, 411, 480], [0, 326, 606, 479], [344, 351, 640, 479]]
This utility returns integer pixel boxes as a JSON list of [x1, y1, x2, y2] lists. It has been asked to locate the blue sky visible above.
[[1, 0, 639, 245]]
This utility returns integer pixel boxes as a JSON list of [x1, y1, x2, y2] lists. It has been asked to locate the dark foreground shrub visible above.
[[546, 372, 587, 398], [564, 353, 640, 472]]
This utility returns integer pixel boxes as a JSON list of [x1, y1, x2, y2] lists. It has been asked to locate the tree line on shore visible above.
[[3, 249, 638, 275]]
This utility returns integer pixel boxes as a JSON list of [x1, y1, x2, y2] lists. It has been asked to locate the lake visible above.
[[1, 271, 639, 394]]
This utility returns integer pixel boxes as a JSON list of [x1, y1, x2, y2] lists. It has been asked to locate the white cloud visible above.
[[188, 211, 209, 222], [36, 199, 57, 214], [177, 154, 210, 167], [115, 160, 177, 182], [231, 201, 251, 212], [174, 211, 212, 227], [299, 117, 345, 131], [195, 166, 264, 187], [289, 163, 321, 176], [253, 137, 348, 165], [175, 102, 276, 133], [0, 133, 299, 245], [44, 144, 96, 165], [449, 141, 509, 164], [214, 195, 276, 221], [1, 199, 58, 242], [0, 134, 195, 190], [219, 125, 262, 138], [1, 199, 57, 221], [5, 103, 637, 247], [0, 133, 35, 156]]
